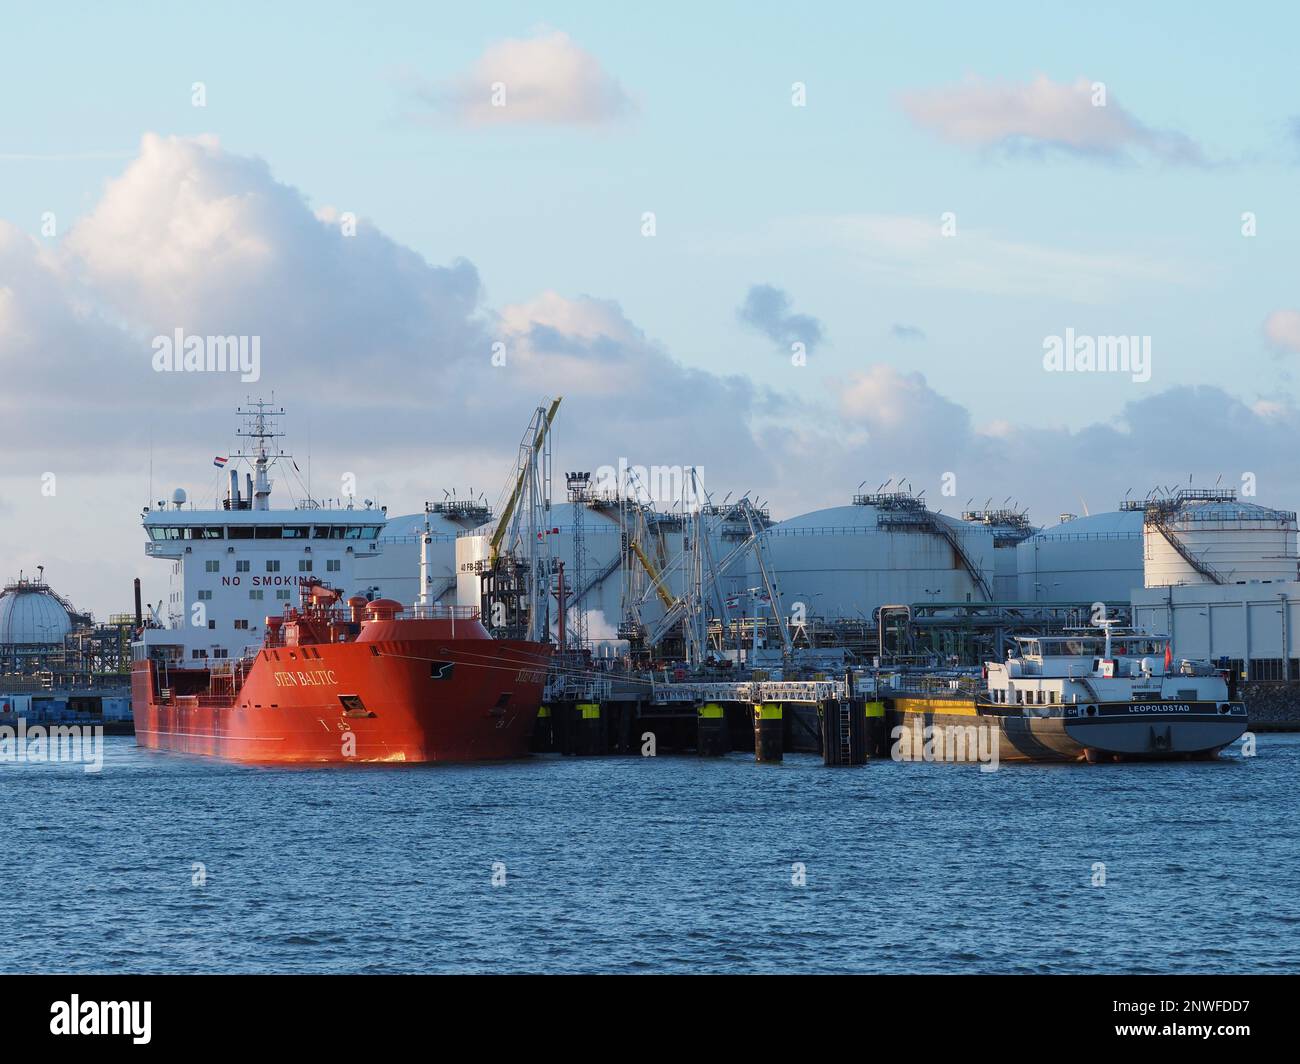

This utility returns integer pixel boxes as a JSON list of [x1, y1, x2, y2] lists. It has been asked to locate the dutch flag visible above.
[[213, 456, 228, 468]]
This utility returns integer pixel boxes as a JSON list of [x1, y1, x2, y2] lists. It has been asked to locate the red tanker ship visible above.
[[132, 585, 552, 763]]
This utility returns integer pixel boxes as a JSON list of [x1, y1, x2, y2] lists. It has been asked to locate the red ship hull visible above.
[[132, 616, 552, 763]]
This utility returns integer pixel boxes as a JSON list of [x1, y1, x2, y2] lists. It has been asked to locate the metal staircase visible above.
[[873, 501, 994, 601], [1148, 512, 1226, 585]]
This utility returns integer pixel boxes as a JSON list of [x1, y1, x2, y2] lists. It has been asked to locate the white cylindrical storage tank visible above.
[[1143, 493, 1299, 587], [454, 528, 494, 610], [751, 496, 996, 620], [1014, 510, 1143, 603]]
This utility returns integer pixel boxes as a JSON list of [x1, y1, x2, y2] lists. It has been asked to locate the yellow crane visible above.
[[488, 397, 562, 568], [629, 538, 676, 610]]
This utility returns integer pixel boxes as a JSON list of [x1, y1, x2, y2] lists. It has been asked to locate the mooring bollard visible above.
[[696, 702, 728, 756], [754, 702, 783, 762]]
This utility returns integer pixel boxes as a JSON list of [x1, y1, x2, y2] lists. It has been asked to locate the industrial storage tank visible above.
[[960, 509, 1033, 600], [1141, 489, 1299, 587], [356, 501, 492, 606], [1014, 509, 1143, 603], [0, 571, 80, 672], [0, 575, 76, 646], [751, 492, 997, 620], [454, 499, 635, 642], [451, 494, 763, 645]]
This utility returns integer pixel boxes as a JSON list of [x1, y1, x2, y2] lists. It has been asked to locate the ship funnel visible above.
[[246, 473, 254, 508], [229, 469, 240, 507]]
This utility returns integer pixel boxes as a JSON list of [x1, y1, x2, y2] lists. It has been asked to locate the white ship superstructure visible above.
[[139, 401, 386, 665]]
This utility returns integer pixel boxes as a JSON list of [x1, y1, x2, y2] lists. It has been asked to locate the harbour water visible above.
[[2, 735, 1297, 974]]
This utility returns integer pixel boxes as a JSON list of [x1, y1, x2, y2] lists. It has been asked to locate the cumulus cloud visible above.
[[837, 366, 972, 463], [898, 75, 1205, 165], [410, 30, 634, 127], [737, 284, 824, 354], [1264, 309, 1300, 353], [64, 133, 486, 394]]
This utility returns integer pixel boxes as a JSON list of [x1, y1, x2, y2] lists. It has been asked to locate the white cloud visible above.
[[1264, 309, 1300, 353], [899, 75, 1205, 165], [838, 366, 970, 443], [414, 30, 634, 128]]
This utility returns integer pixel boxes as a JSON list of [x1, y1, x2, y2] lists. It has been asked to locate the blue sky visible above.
[[3, 2, 1300, 614], [5, 1, 1298, 426]]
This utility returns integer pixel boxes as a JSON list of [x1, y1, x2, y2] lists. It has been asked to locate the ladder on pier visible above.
[[836, 699, 853, 763]]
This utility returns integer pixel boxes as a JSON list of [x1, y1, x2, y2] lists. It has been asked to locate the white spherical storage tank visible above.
[[748, 495, 996, 620], [0, 579, 75, 646], [1142, 491, 1299, 587], [1014, 510, 1144, 603]]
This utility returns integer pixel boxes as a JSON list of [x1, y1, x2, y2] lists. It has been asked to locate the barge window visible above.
[[282, 526, 310, 539], [254, 525, 284, 539], [228, 526, 254, 539]]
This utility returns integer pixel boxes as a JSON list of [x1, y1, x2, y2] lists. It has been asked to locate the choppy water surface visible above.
[[2, 734, 1296, 973]]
